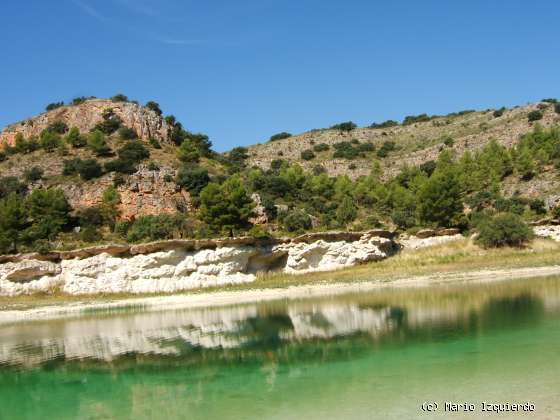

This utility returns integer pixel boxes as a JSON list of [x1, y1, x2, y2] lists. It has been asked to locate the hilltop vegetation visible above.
[[0, 96, 559, 253]]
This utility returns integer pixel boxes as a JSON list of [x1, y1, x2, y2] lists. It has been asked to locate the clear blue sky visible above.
[[1, 1, 559, 151]]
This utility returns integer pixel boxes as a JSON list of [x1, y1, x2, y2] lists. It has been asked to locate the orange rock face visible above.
[[63, 166, 192, 221], [0, 99, 170, 147]]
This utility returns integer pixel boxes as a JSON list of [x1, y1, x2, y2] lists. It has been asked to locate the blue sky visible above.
[[1, 1, 559, 151]]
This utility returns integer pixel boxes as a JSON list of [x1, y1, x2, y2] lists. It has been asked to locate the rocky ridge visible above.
[[0, 99, 170, 147]]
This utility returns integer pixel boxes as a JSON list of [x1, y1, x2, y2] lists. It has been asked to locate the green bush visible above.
[[149, 137, 161, 149], [370, 120, 398, 129], [87, 130, 112, 156], [111, 94, 128, 102], [93, 109, 122, 134], [528, 110, 543, 122], [24, 188, 70, 242], [118, 126, 138, 140], [39, 130, 62, 152], [104, 159, 136, 174], [332, 142, 360, 159], [403, 114, 432, 125], [23, 166, 44, 182], [177, 140, 200, 164], [47, 121, 68, 134], [300, 149, 315, 160], [313, 143, 330, 152], [330, 121, 357, 132], [376, 140, 395, 158], [493, 107, 506, 118], [125, 215, 177, 242], [145, 101, 162, 116], [282, 209, 312, 233], [65, 127, 87, 147], [475, 213, 533, 248], [78, 159, 103, 180], [269, 132, 292, 141], [117, 141, 149, 163], [45, 102, 64, 111], [0, 177, 27, 199], [176, 166, 210, 196], [555, 103, 560, 114]]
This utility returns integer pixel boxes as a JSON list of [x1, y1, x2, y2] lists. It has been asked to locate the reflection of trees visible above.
[[478, 294, 544, 330]]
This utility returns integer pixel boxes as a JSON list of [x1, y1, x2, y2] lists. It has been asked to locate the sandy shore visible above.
[[1, 265, 560, 325]]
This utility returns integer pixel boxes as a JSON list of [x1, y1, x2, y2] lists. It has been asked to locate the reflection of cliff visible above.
[[0, 278, 559, 368]]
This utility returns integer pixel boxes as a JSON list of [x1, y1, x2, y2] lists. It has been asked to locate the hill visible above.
[[1, 95, 560, 253]]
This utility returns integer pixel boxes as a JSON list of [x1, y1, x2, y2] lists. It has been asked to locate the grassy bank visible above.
[[1, 237, 560, 310]]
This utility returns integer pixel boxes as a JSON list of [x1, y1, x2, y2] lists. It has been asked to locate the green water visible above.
[[1, 277, 559, 420]]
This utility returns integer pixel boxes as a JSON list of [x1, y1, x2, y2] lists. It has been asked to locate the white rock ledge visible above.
[[0, 231, 397, 296]]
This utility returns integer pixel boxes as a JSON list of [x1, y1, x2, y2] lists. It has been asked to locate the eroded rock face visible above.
[[534, 225, 560, 242], [0, 99, 170, 147], [62, 165, 192, 220], [0, 232, 397, 296]]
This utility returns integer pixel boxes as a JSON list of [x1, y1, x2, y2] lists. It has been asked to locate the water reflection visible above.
[[0, 276, 559, 369]]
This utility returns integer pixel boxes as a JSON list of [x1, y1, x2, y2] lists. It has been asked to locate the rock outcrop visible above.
[[0, 99, 170, 147], [0, 231, 398, 296]]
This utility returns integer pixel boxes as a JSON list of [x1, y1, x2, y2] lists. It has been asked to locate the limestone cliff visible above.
[[0, 99, 170, 147]]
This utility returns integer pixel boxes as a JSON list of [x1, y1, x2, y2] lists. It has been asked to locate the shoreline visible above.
[[1, 264, 559, 325]]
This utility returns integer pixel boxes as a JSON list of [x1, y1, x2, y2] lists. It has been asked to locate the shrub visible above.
[[493, 107, 506, 118], [177, 140, 200, 163], [45, 102, 64, 111], [282, 209, 312, 233], [77, 207, 104, 227], [14, 133, 39, 153], [176, 166, 210, 196], [376, 140, 396, 158], [370, 120, 398, 129], [475, 213, 533, 248], [332, 142, 360, 159], [117, 141, 149, 163], [118, 126, 138, 140], [24, 166, 44, 182], [47, 121, 68, 134], [63, 158, 81, 176], [39, 130, 62, 152], [529, 199, 546, 215], [300, 149, 315, 160], [145, 101, 162, 116], [269, 132, 292, 141], [93, 108, 122, 134], [113, 173, 126, 187], [357, 142, 375, 152], [313, 143, 330, 152], [104, 159, 136, 174], [87, 130, 112, 156], [125, 215, 176, 242], [528, 110, 543, 122], [330, 121, 357, 132], [403, 114, 431, 125], [71, 96, 92, 106], [0, 177, 27, 200], [78, 159, 103, 180], [443, 136, 455, 147], [111, 94, 128, 102], [65, 127, 87, 147], [149, 137, 161, 149]]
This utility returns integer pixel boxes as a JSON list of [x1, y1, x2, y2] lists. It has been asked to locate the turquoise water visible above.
[[0, 277, 559, 419]]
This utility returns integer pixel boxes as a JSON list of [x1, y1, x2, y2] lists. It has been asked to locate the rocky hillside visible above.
[[1, 95, 560, 255], [247, 103, 559, 180], [0, 99, 170, 147]]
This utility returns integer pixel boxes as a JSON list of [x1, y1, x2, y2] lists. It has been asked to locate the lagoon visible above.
[[0, 276, 559, 419]]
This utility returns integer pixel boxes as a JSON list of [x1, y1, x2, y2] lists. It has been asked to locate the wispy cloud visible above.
[[114, 0, 158, 17], [72, 0, 108, 22]]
